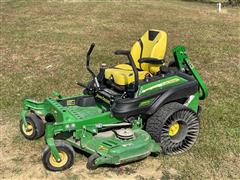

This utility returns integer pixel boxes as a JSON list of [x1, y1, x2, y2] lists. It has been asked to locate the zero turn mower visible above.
[[20, 30, 208, 171]]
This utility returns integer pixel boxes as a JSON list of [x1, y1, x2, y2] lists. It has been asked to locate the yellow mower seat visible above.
[[105, 29, 167, 86], [105, 64, 150, 86]]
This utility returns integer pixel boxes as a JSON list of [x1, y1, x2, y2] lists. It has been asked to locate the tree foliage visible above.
[[187, 0, 240, 6], [228, 0, 240, 5]]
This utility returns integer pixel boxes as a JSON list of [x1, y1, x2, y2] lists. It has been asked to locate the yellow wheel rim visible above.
[[169, 122, 180, 137], [22, 123, 34, 136], [49, 151, 68, 168]]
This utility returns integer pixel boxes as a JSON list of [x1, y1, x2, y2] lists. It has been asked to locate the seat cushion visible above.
[[114, 64, 133, 70], [105, 64, 150, 86], [130, 30, 167, 74]]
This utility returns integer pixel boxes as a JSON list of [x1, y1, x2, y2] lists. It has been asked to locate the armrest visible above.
[[138, 58, 164, 64], [114, 50, 130, 55]]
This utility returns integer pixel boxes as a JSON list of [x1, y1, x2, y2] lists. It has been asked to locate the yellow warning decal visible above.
[[67, 100, 75, 106], [96, 94, 110, 104]]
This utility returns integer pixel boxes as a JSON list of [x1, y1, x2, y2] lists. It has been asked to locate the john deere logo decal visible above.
[[141, 78, 181, 93]]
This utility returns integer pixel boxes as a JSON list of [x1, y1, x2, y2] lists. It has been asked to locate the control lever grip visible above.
[[87, 43, 95, 56]]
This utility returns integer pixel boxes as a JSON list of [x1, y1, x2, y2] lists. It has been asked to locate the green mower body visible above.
[[20, 44, 207, 171]]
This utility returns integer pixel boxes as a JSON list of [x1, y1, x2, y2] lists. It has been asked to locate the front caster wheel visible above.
[[20, 113, 44, 140], [42, 140, 75, 171], [86, 153, 100, 170], [146, 102, 200, 155]]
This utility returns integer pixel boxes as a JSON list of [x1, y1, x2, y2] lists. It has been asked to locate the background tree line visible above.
[[185, 0, 240, 6]]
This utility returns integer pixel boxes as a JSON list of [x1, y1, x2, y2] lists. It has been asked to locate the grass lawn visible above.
[[1, 0, 239, 179]]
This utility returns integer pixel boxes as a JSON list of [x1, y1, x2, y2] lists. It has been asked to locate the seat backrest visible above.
[[130, 29, 167, 74]]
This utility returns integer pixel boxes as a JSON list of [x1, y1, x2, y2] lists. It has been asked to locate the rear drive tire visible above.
[[20, 113, 44, 140], [42, 140, 75, 171], [146, 102, 200, 155]]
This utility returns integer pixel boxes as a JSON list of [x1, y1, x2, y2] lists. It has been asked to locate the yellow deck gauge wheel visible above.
[[22, 123, 34, 136], [169, 122, 180, 137], [49, 151, 68, 168]]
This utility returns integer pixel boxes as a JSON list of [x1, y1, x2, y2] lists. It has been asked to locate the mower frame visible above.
[[20, 45, 208, 169]]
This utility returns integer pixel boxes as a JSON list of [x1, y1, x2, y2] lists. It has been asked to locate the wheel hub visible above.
[[169, 122, 180, 137], [22, 123, 33, 136], [49, 151, 68, 168]]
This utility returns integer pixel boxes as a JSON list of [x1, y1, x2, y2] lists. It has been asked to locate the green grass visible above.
[[1, 0, 240, 179]]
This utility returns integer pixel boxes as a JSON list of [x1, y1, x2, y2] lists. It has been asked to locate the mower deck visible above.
[[67, 128, 160, 166]]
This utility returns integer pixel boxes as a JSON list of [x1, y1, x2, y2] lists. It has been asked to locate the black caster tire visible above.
[[42, 140, 75, 171], [86, 153, 100, 170], [20, 113, 44, 140], [146, 102, 200, 155]]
